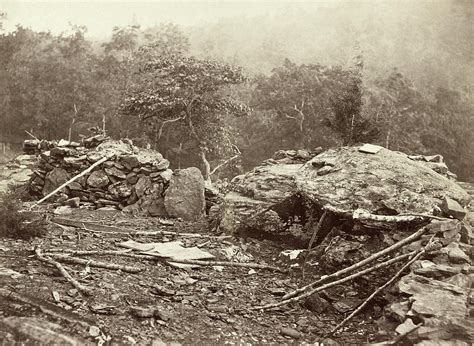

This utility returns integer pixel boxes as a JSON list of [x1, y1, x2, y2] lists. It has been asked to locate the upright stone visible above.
[[164, 167, 205, 221], [42, 167, 69, 196]]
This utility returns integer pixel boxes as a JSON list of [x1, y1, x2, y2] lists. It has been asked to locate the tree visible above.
[[253, 59, 380, 148], [121, 55, 248, 182]]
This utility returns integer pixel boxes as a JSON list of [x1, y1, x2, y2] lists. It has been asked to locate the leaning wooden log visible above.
[[34, 247, 93, 295], [330, 250, 425, 335], [253, 251, 415, 310], [282, 226, 429, 300], [50, 254, 143, 273], [31, 155, 111, 208]]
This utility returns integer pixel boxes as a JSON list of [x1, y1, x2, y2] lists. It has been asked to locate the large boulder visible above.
[[221, 146, 470, 236], [164, 167, 205, 221]]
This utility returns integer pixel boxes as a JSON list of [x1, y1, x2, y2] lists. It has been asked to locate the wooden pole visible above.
[[30, 155, 110, 209]]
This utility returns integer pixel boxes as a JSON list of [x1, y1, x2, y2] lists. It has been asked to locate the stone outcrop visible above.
[[220, 146, 470, 239]]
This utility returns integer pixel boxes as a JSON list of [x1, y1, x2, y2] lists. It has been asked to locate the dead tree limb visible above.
[[254, 251, 414, 310], [45, 249, 159, 261], [157, 258, 286, 272], [330, 234, 437, 335], [50, 217, 231, 239], [35, 247, 92, 295], [68, 103, 78, 143], [282, 226, 428, 300], [31, 155, 111, 208], [330, 250, 425, 335], [157, 116, 184, 141], [302, 210, 328, 278], [50, 254, 143, 273], [210, 154, 241, 176], [24, 130, 39, 141]]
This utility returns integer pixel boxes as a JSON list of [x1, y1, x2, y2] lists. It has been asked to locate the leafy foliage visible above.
[[121, 55, 248, 178]]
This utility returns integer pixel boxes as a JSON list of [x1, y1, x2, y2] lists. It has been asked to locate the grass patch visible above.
[[0, 187, 47, 239]]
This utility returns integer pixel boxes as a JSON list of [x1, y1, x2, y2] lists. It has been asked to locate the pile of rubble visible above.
[[26, 135, 206, 221]]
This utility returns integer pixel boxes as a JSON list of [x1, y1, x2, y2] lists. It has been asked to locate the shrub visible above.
[[0, 188, 47, 239]]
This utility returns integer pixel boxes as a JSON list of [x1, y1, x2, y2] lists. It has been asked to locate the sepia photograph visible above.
[[0, 0, 472, 344]]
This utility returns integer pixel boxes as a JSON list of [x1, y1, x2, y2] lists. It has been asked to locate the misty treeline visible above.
[[0, 1, 472, 181]]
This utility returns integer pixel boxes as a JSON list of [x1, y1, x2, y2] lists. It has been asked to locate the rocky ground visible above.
[[1, 144, 473, 345], [1, 207, 389, 345]]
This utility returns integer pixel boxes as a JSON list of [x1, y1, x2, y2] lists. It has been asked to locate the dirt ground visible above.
[[0, 207, 386, 345]]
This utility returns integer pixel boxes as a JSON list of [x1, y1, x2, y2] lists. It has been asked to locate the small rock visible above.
[[460, 223, 473, 245], [280, 327, 301, 339], [448, 244, 471, 264], [154, 308, 172, 321], [53, 206, 73, 215], [88, 325, 101, 337], [159, 169, 173, 182], [440, 197, 466, 220], [105, 167, 127, 179], [395, 318, 417, 335], [86, 170, 109, 188], [130, 307, 154, 318], [64, 197, 80, 208], [317, 165, 333, 176]]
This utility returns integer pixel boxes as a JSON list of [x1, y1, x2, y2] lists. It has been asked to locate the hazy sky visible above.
[[0, 1, 325, 38]]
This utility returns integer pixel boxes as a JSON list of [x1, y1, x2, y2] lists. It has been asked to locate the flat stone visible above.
[[104, 167, 127, 179], [280, 327, 301, 339], [441, 197, 466, 220], [135, 176, 153, 198], [120, 156, 140, 170], [64, 197, 80, 208], [2, 317, 86, 344], [414, 262, 461, 279], [395, 318, 417, 335]]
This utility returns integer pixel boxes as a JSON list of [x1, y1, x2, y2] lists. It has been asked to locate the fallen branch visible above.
[[0, 288, 95, 328], [210, 154, 241, 176], [330, 249, 425, 335], [34, 247, 92, 295], [50, 254, 143, 273], [253, 251, 414, 310], [156, 258, 286, 273], [31, 156, 110, 208], [51, 217, 231, 239], [353, 209, 434, 223], [45, 249, 159, 261], [282, 226, 428, 300], [302, 210, 328, 278], [24, 130, 39, 141]]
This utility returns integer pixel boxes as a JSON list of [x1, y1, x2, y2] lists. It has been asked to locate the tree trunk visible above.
[[200, 148, 211, 184]]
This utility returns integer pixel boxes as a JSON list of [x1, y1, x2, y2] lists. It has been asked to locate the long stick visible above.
[[50, 254, 143, 273], [31, 155, 110, 208], [282, 226, 428, 300], [302, 210, 327, 278], [35, 247, 92, 295], [45, 249, 159, 261], [158, 258, 286, 272], [330, 250, 425, 335], [253, 251, 414, 310]]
